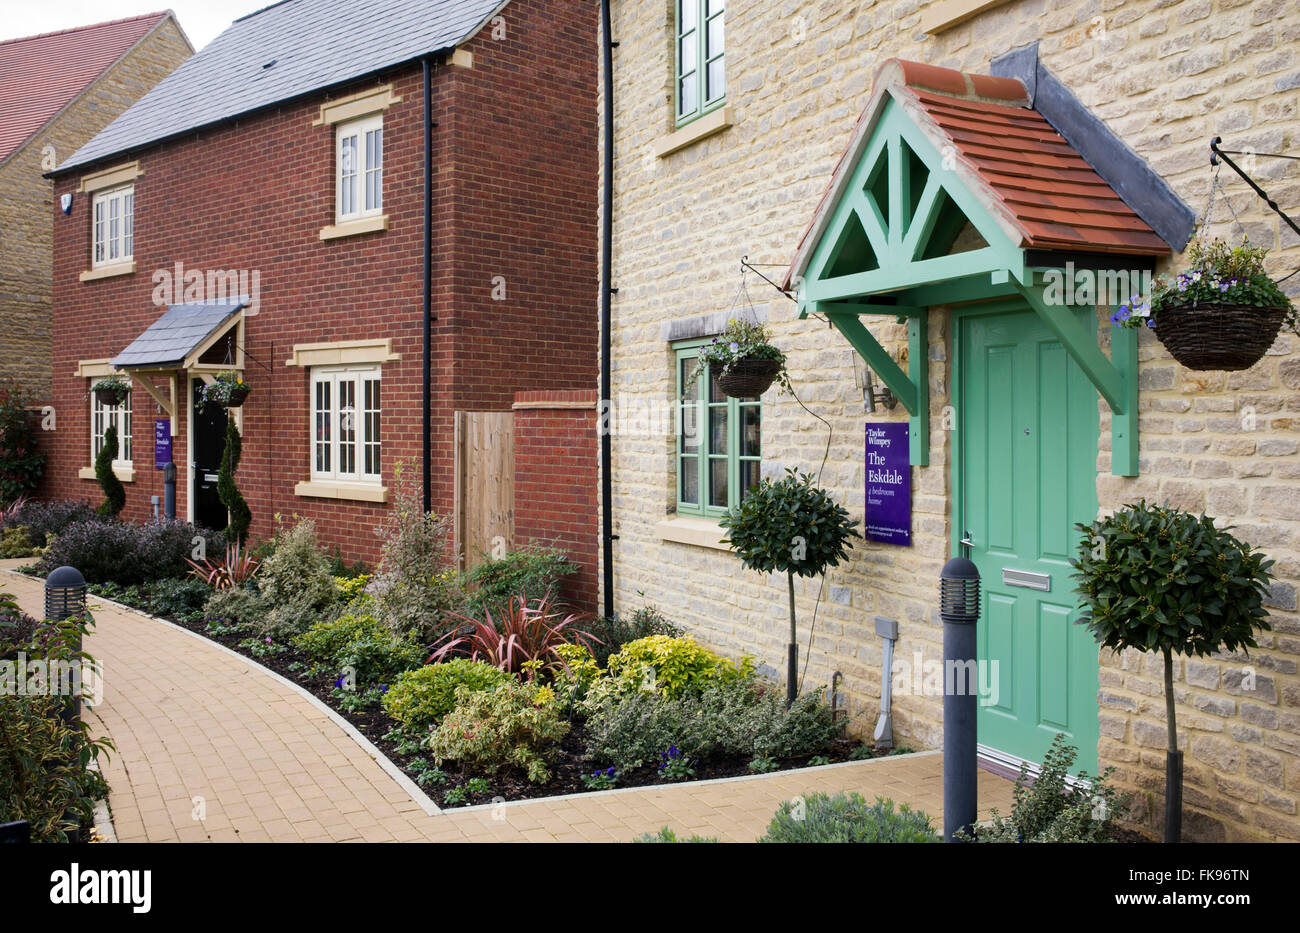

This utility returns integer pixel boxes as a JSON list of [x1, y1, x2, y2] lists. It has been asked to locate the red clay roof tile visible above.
[[0, 13, 170, 164], [785, 58, 1169, 288]]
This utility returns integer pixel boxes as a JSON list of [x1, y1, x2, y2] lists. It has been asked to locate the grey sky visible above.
[[0, 1, 267, 50]]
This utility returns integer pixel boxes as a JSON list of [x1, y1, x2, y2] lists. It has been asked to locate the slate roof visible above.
[[111, 301, 246, 370], [785, 59, 1170, 289], [58, 0, 506, 173], [0, 13, 174, 165]]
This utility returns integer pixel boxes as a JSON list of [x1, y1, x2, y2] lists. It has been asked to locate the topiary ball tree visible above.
[[218, 418, 251, 544], [94, 424, 125, 517], [1072, 500, 1273, 843], [720, 468, 859, 705]]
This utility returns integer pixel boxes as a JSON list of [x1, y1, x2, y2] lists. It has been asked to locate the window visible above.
[[336, 115, 383, 222], [310, 365, 381, 483], [92, 185, 133, 267], [676, 342, 759, 516], [91, 390, 132, 467], [675, 0, 725, 125]]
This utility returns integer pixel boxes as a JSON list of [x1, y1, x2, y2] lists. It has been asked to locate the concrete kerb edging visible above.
[[86, 752, 117, 843], [448, 748, 943, 815], [0, 571, 443, 819]]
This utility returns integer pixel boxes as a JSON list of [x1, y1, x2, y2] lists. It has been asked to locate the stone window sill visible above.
[[79, 262, 135, 282], [655, 106, 733, 158], [294, 480, 388, 503], [319, 215, 388, 240], [654, 515, 731, 551], [79, 465, 134, 482]]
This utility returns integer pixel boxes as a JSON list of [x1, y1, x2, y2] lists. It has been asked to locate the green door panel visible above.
[[961, 307, 1100, 774]]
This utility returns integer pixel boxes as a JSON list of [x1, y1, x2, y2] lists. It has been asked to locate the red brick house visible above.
[[45, 0, 599, 599]]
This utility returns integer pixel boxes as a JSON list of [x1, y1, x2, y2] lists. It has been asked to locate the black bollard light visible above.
[[163, 461, 177, 520], [44, 566, 88, 725], [939, 556, 980, 842], [45, 565, 87, 623]]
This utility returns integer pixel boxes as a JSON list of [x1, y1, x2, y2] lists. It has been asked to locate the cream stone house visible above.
[[600, 0, 1300, 841]]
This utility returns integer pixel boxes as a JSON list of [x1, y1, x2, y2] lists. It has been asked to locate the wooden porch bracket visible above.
[[128, 372, 178, 437], [1013, 281, 1138, 477], [825, 309, 929, 466]]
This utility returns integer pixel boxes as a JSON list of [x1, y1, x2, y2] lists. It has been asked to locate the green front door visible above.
[[959, 306, 1100, 773]]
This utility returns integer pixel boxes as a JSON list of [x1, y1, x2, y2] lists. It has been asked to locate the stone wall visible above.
[[603, 0, 1300, 841], [0, 17, 192, 404]]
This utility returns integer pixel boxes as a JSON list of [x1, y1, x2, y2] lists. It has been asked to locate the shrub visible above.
[[584, 601, 682, 666], [186, 539, 260, 590], [217, 420, 251, 544], [37, 518, 216, 585], [93, 424, 126, 517], [146, 577, 212, 623], [760, 793, 939, 843], [334, 574, 371, 605], [256, 518, 339, 637], [551, 642, 603, 710], [721, 468, 859, 703], [0, 525, 38, 559], [461, 545, 576, 615], [603, 634, 754, 700], [1073, 500, 1272, 842], [734, 687, 841, 760], [372, 464, 461, 644], [426, 680, 570, 783], [633, 826, 719, 843], [0, 381, 46, 504], [381, 659, 513, 733], [202, 585, 269, 628], [0, 499, 101, 547], [584, 679, 838, 771], [967, 734, 1125, 843], [430, 593, 596, 677], [0, 590, 113, 842], [296, 611, 422, 685]]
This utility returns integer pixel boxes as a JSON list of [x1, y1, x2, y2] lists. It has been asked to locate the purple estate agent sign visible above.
[[155, 420, 172, 470], [864, 422, 911, 546]]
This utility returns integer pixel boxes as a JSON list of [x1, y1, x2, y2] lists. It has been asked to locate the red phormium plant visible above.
[[428, 593, 598, 678], [0, 495, 28, 528], [186, 540, 260, 590]]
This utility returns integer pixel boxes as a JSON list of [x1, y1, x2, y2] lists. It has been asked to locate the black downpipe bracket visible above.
[[422, 56, 434, 514], [599, 0, 616, 620]]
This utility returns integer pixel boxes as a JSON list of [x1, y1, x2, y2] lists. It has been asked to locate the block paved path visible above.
[[2, 565, 1014, 842]]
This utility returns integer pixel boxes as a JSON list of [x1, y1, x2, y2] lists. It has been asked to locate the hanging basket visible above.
[[93, 384, 128, 407], [717, 357, 783, 398], [1152, 300, 1288, 371], [219, 382, 252, 408]]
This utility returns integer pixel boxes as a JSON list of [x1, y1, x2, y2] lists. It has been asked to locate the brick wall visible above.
[[604, 0, 1300, 841], [0, 17, 191, 405], [46, 0, 597, 566], [513, 390, 600, 613]]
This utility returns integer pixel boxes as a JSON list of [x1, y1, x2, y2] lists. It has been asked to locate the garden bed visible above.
[[76, 577, 888, 808]]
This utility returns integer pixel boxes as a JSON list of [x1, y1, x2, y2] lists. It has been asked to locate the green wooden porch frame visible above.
[[793, 97, 1139, 476]]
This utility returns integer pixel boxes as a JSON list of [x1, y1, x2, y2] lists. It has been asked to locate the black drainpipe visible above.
[[422, 54, 434, 514], [599, 0, 616, 620]]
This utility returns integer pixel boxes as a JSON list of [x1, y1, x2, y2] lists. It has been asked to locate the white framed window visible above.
[[92, 185, 134, 267], [91, 391, 133, 467], [310, 365, 381, 483], [336, 115, 383, 222]]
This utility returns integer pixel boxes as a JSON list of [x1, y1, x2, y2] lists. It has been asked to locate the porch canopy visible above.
[[784, 60, 1172, 475], [109, 298, 247, 432]]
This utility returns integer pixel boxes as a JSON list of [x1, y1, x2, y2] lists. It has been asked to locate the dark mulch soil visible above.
[[86, 583, 888, 809]]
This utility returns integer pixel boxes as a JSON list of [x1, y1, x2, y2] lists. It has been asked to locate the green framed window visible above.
[[675, 341, 760, 517], [675, 0, 725, 126]]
